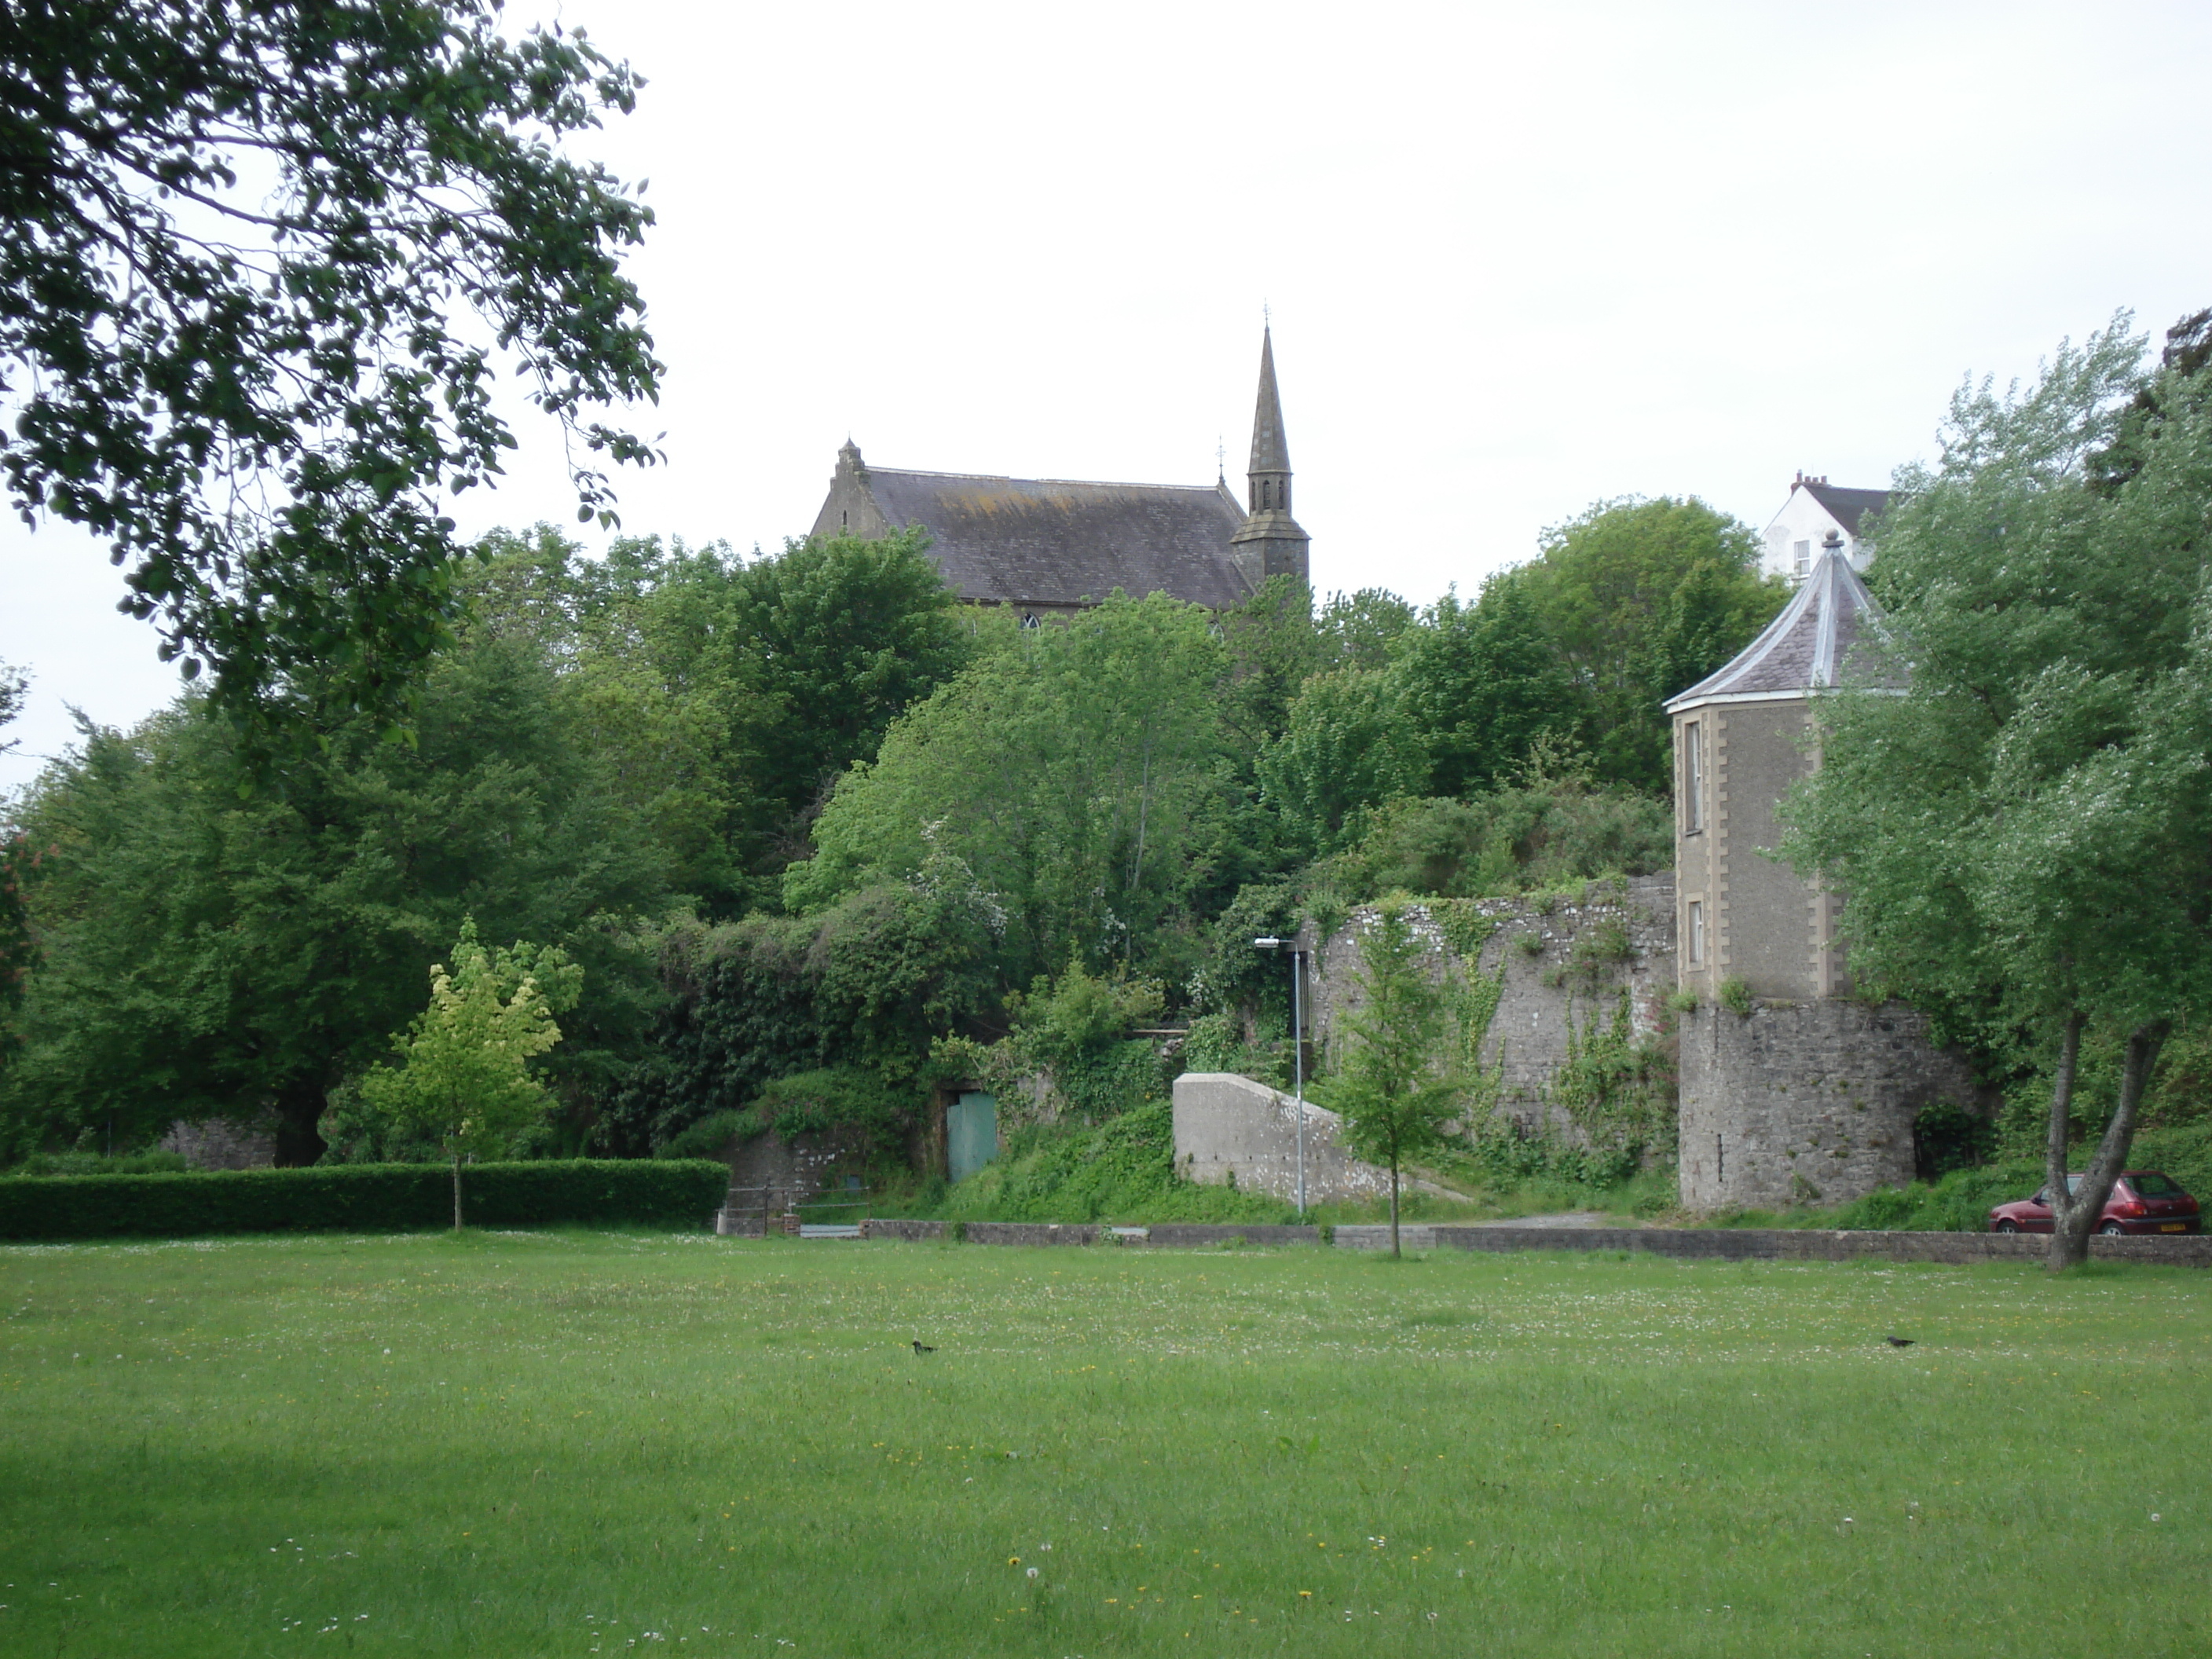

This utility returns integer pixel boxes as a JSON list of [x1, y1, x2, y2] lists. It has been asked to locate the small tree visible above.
[[360, 921, 581, 1227], [1335, 898, 1461, 1257]]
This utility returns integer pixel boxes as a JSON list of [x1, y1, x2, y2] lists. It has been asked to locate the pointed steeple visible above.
[[1229, 325, 1309, 590], [1247, 327, 1291, 507]]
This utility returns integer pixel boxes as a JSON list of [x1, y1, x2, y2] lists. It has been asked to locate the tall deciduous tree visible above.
[[788, 591, 1227, 980], [730, 530, 976, 844], [0, 661, 27, 1037], [1333, 898, 1461, 1258], [1782, 314, 2212, 1270], [1521, 497, 1787, 791], [0, 0, 660, 731], [0, 607, 667, 1163], [1393, 573, 1576, 799], [1254, 667, 1426, 859]]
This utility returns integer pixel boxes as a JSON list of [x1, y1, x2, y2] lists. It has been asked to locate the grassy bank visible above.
[[3, 1230, 2207, 1656], [860, 1101, 1665, 1228]]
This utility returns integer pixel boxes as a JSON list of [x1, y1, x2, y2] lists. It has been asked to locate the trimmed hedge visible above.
[[0, 1159, 731, 1242]]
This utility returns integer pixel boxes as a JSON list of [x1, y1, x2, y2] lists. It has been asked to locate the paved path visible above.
[[1465, 1210, 1636, 1229]]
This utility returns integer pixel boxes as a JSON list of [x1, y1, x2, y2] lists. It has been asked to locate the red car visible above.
[[1988, 1171, 2201, 1236]]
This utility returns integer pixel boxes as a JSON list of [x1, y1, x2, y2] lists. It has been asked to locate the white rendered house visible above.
[[1760, 473, 1889, 584]]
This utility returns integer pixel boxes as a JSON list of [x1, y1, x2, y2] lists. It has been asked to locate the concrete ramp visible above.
[[1172, 1072, 1411, 1205]]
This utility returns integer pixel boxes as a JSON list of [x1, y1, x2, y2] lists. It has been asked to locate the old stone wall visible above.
[[159, 1115, 277, 1170], [1171, 1071, 1405, 1204], [1308, 876, 1677, 1140], [818, 1220, 2212, 1267], [1676, 999, 1983, 1210], [712, 1128, 844, 1216]]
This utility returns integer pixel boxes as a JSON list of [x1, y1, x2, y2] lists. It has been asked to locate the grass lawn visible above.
[[2, 1232, 2207, 1657]]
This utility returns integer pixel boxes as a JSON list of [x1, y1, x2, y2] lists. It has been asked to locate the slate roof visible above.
[[1664, 547, 1899, 710], [862, 468, 1252, 610], [1801, 480, 1892, 537]]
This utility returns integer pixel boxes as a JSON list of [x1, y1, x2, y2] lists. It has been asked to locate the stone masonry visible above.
[[1306, 876, 1676, 1142], [1675, 998, 1982, 1210], [159, 1115, 278, 1170]]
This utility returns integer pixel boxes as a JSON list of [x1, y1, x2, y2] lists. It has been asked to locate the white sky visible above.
[[5, 0, 2211, 793]]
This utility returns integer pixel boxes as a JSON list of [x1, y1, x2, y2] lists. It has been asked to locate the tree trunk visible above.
[[1388, 1153, 1401, 1260], [2047, 1016, 2170, 1272], [272, 1079, 328, 1167], [452, 1155, 465, 1231]]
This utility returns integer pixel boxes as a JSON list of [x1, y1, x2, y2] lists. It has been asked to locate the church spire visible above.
[[1247, 326, 1291, 509], [1229, 324, 1310, 589]]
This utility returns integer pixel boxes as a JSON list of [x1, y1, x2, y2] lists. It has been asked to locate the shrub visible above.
[[659, 1109, 751, 1161], [747, 1068, 917, 1159], [0, 1159, 729, 1240], [1823, 1162, 2041, 1232], [10, 1149, 189, 1177], [1334, 783, 1671, 901], [1717, 976, 1753, 1016], [1913, 1101, 1998, 1180]]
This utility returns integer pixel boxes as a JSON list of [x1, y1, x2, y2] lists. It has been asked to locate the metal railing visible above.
[[719, 1181, 870, 1221]]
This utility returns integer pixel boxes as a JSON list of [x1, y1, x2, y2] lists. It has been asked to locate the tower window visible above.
[[1687, 899, 1705, 965], [840, 509, 848, 529], [1683, 720, 1705, 834]]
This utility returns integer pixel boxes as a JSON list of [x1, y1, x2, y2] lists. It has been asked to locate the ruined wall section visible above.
[[1675, 998, 1983, 1210], [159, 1115, 278, 1170], [1306, 875, 1677, 1141]]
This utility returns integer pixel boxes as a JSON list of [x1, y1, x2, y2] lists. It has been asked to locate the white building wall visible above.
[[1759, 482, 1874, 584]]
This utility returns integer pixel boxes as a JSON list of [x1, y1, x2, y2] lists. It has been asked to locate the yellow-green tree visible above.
[[1335, 898, 1462, 1258], [361, 922, 582, 1227]]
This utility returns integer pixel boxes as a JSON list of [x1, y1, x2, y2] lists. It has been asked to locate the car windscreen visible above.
[[2126, 1173, 2187, 1199]]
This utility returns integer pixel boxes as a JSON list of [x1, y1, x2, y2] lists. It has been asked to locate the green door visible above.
[[947, 1090, 998, 1183]]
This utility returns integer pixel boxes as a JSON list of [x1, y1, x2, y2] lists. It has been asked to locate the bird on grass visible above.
[[911, 1339, 936, 1354], [1885, 1336, 1915, 1348]]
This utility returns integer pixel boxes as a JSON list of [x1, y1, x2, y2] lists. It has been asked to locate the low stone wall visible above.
[[1171, 1071, 1397, 1204], [965, 1221, 1100, 1247], [863, 1218, 947, 1243], [1334, 1224, 1448, 1251], [1141, 1224, 1322, 1247], [1431, 1225, 2212, 1269], [1675, 1000, 1983, 1210], [842, 1217, 2210, 1267]]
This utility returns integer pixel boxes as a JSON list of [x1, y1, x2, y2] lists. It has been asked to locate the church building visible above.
[[808, 329, 1309, 621]]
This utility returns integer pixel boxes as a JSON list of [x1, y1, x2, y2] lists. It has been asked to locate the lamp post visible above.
[[1252, 936, 1308, 1216]]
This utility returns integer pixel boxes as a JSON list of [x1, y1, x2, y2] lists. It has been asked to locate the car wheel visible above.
[[1996, 1220, 2020, 1234], [2098, 1221, 2126, 1236]]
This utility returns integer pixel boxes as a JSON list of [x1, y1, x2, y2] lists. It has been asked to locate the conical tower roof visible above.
[[1664, 547, 1899, 712], [1248, 327, 1290, 474]]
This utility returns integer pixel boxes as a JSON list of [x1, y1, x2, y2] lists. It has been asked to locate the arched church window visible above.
[[1021, 612, 1040, 630]]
